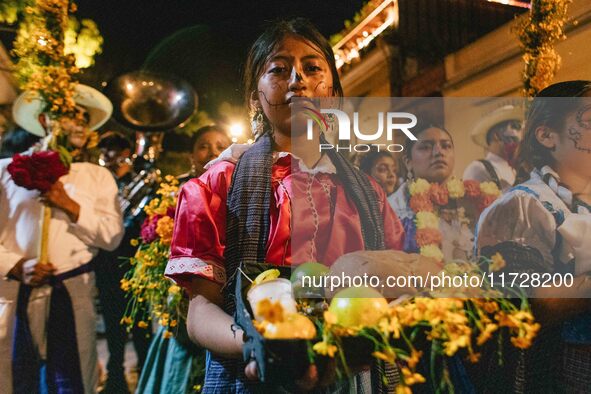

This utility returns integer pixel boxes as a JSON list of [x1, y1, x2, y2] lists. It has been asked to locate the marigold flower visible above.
[[415, 211, 439, 229], [420, 245, 444, 262], [463, 180, 481, 198], [156, 216, 175, 245], [446, 177, 465, 199], [477, 323, 498, 345], [409, 194, 434, 212], [313, 341, 338, 357], [396, 386, 412, 394], [372, 348, 396, 364], [430, 183, 449, 206], [409, 178, 431, 196], [401, 367, 425, 385], [256, 299, 284, 323], [138, 321, 149, 329], [480, 181, 501, 197], [163, 330, 173, 339], [415, 228, 442, 247]]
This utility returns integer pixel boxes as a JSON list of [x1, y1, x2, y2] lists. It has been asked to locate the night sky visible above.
[[75, 0, 366, 113]]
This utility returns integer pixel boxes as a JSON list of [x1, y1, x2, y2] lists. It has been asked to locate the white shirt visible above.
[[0, 159, 124, 277], [463, 152, 516, 192], [476, 167, 590, 275]]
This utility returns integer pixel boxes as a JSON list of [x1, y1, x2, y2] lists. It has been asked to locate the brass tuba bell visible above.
[[105, 71, 197, 221]]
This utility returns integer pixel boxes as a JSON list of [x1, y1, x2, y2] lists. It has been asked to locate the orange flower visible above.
[[430, 183, 449, 206], [415, 228, 442, 247], [464, 180, 481, 198], [410, 194, 434, 212]]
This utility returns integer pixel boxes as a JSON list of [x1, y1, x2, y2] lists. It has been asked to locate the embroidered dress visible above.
[[165, 144, 404, 392], [476, 166, 591, 393]]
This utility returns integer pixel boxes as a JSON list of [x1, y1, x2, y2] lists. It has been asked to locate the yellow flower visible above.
[[168, 285, 181, 295], [378, 316, 401, 338], [490, 253, 506, 272], [170, 320, 178, 328], [480, 181, 501, 197], [407, 350, 423, 369], [138, 321, 149, 329], [396, 386, 412, 394], [313, 341, 338, 357], [446, 177, 465, 199], [443, 338, 467, 356], [415, 211, 439, 229], [120, 316, 133, 325], [409, 178, 430, 196], [477, 323, 498, 345], [256, 299, 284, 323], [401, 367, 426, 385], [163, 330, 173, 339], [130, 238, 139, 247], [156, 216, 175, 245], [468, 352, 481, 363], [372, 348, 396, 364], [120, 279, 130, 292], [420, 245, 444, 262]]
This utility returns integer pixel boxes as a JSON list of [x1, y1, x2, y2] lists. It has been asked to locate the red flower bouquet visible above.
[[7, 151, 68, 193]]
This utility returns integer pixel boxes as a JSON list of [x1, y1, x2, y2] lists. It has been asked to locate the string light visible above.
[[332, 0, 398, 69]]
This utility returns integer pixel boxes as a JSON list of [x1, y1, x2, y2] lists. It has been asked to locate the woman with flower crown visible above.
[[475, 81, 591, 393], [387, 119, 500, 263]]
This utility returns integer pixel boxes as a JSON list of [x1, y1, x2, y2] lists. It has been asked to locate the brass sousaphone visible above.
[[105, 71, 197, 220]]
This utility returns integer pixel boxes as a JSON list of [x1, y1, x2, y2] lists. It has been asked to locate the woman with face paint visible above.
[[464, 106, 523, 192], [164, 19, 405, 393], [476, 81, 591, 392]]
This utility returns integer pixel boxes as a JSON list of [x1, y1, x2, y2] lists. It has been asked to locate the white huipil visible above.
[[0, 159, 124, 393]]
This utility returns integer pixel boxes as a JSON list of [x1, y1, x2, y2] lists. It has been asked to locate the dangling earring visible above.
[[406, 168, 414, 181], [325, 113, 337, 134], [190, 158, 197, 175], [251, 108, 265, 138]]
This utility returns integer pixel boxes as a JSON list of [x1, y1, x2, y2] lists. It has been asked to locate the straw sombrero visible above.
[[470, 105, 524, 148], [12, 84, 113, 137]]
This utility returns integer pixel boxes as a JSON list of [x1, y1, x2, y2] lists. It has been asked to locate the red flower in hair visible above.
[[7, 151, 68, 193], [430, 183, 449, 206], [410, 194, 434, 212], [464, 180, 481, 198]]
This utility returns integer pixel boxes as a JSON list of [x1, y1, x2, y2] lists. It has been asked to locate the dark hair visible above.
[[190, 125, 230, 149], [0, 128, 41, 158], [359, 150, 395, 175], [98, 131, 132, 151], [243, 18, 343, 116], [485, 119, 522, 145], [516, 80, 591, 176], [404, 117, 453, 160]]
